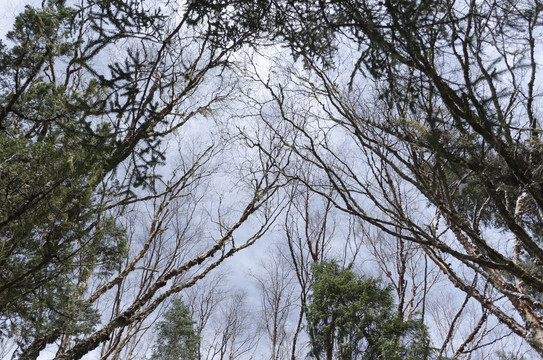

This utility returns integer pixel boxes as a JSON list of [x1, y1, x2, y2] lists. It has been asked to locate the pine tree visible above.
[[150, 298, 199, 360], [0, 1, 130, 353], [0, 0, 216, 357], [305, 261, 430, 360]]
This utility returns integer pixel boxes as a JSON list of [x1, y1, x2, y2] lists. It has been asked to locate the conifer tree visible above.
[[1, 0, 273, 358], [150, 298, 199, 360], [306, 261, 430, 360]]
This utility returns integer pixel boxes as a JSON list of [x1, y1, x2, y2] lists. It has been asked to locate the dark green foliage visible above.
[[0, 0, 165, 356], [150, 298, 200, 360], [305, 261, 430, 360], [185, 0, 336, 65], [186, 0, 270, 48], [0, 101, 127, 353]]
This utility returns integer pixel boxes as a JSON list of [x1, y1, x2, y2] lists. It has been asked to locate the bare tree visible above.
[[240, 36, 541, 355], [184, 273, 229, 359], [358, 224, 439, 322], [203, 291, 260, 360], [0, 0, 297, 357], [251, 248, 297, 360]]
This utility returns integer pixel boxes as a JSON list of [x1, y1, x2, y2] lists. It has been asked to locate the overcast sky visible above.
[[0, 0, 42, 39]]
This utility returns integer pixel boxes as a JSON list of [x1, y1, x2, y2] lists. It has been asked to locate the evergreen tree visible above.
[[150, 298, 199, 360], [0, 0, 229, 357], [0, 1, 131, 354], [305, 261, 430, 360]]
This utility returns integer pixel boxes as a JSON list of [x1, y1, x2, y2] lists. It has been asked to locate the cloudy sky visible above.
[[0, 1, 34, 38]]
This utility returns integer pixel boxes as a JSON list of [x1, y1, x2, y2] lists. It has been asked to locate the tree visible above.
[[204, 291, 261, 360], [283, 188, 337, 360], [0, 1, 136, 354], [150, 298, 199, 360], [191, 0, 543, 355], [305, 260, 430, 360], [1, 0, 282, 358], [5, 0, 542, 357], [252, 248, 296, 360]]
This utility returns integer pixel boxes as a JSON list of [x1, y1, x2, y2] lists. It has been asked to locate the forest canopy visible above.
[[1, 0, 543, 358]]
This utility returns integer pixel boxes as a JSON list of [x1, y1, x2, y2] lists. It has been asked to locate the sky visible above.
[[0, 0, 41, 38]]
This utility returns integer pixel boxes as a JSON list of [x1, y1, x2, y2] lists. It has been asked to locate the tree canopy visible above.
[[2, 0, 543, 358], [215, 0, 543, 355], [1, 0, 277, 358]]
